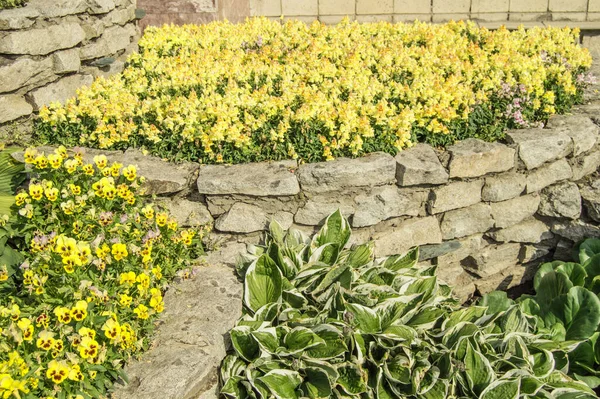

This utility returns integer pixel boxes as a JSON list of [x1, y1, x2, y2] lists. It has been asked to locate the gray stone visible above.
[[0, 23, 86, 55], [87, 0, 116, 13], [214, 203, 267, 233], [487, 218, 553, 243], [441, 203, 494, 240], [294, 197, 355, 226], [205, 195, 300, 218], [482, 172, 527, 202], [526, 158, 572, 193], [551, 219, 600, 242], [449, 272, 476, 302], [521, 244, 551, 263], [0, 6, 39, 30], [447, 138, 515, 178], [580, 183, 600, 222], [546, 114, 599, 156], [373, 216, 442, 257], [490, 194, 540, 228], [159, 198, 213, 227], [538, 182, 582, 219], [28, 0, 87, 17], [271, 211, 295, 231], [0, 94, 32, 124], [506, 128, 573, 170], [0, 57, 54, 94], [112, 263, 242, 399], [197, 160, 299, 196], [570, 151, 600, 181], [297, 152, 396, 193], [462, 243, 522, 278], [80, 24, 136, 60], [352, 186, 426, 227], [103, 4, 135, 25], [52, 49, 81, 74], [475, 262, 536, 295], [429, 180, 483, 214], [418, 241, 461, 261], [80, 17, 106, 40], [395, 144, 449, 186], [28, 74, 94, 110], [437, 234, 487, 266]]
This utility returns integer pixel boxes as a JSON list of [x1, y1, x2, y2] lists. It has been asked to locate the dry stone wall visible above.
[[0, 0, 139, 130], [27, 105, 600, 305]]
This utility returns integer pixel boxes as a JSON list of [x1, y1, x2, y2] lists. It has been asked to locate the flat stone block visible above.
[[197, 160, 299, 196], [394, 0, 430, 13], [0, 94, 33, 124], [482, 172, 526, 202], [432, 0, 469, 13], [549, 0, 586, 12], [487, 218, 553, 243], [250, 0, 282, 16], [509, 0, 548, 12], [538, 182, 582, 219], [352, 186, 426, 227], [447, 138, 515, 178], [441, 203, 494, 240], [0, 23, 85, 56], [546, 115, 599, 156], [294, 196, 355, 226], [490, 193, 540, 228], [580, 180, 600, 222], [319, 0, 355, 15], [282, 0, 318, 15], [297, 152, 396, 193], [52, 49, 81, 74], [395, 144, 448, 186], [551, 219, 600, 242], [462, 243, 522, 278], [526, 158, 572, 193], [357, 0, 393, 14], [0, 57, 54, 94], [159, 198, 213, 227], [0, 6, 39, 29], [429, 180, 483, 214], [570, 151, 600, 181], [506, 128, 572, 170], [373, 216, 442, 257], [28, 74, 94, 111], [214, 202, 268, 233], [471, 0, 509, 13]]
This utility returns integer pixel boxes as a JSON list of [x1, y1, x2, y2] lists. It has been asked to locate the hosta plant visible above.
[[483, 237, 600, 390], [0, 147, 206, 399], [220, 211, 595, 398]]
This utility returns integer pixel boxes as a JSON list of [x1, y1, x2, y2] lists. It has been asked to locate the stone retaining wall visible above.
[[41, 105, 600, 303], [0, 0, 139, 133]]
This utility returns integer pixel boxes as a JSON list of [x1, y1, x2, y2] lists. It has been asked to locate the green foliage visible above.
[[483, 237, 600, 390], [220, 211, 595, 398], [0, 146, 26, 217], [0, 0, 26, 9]]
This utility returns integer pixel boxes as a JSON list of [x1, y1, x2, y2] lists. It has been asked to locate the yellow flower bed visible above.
[[36, 19, 593, 164], [0, 147, 206, 398]]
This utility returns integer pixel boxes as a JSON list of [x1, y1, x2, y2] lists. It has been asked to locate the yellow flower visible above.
[[28, 184, 43, 201], [78, 327, 96, 339], [122, 165, 137, 181], [112, 243, 128, 261], [14, 192, 28, 206], [36, 330, 55, 351], [133, 304, 149, 320], [44, 187, 59, 202], [46, 360, 69, 384], [70, 300, 88, 321], [119, 294, 133, 307], [82, 163, 95, 175], [17, 318, 34, 341], [78, 336, 100, 359], [23, 148, 38, 164], [119, 271, 136, 286], [68, 365, 83, 382], [156, 212, 168, 227], [102, 318, 121, 340], [93, 154, 108, 169], [53, 307, 72, 324], [47, 153, 62, 169]]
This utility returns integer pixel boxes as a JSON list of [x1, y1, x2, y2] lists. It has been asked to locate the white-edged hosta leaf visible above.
[[257, 369, 302, 399], [336, 363, 368, 395], [420, 378, 448, 399], [345, 302, 381, 334], [305, 325, 347, 360], [382, 247, 419, 271], [251, 327, 279, 354], [302, 367, 333, 399], [221, 355, 248, 382], [480, 291, 514, 315], [375, 294, 422, 329], [283, 327, 325, 354], [244, 254, 283, 313], [442, 306, 487, 329], [311, 261, 350, 295], [464, 341, 495, 395], [221, 376, 247, 398], [345, 243, 373, 268], [404, 307, 445, 329], [383, 353, 411, 385], [312, 209, 351, 249], [479, 379, 520, 399]]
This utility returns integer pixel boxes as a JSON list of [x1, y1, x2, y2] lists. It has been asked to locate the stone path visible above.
[[111, 242, 246, 399]]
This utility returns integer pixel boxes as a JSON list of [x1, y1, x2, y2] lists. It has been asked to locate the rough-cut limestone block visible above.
[[490, 194, 540, 228], [28, 74, 94, 111], [112, 262, 242, 399], [440, 203, 494, 240], [538, 182, 582, 219], [80, 24, 137, 60], [487, 218, 554, 243], [0, 6, 39, 29], [395, 144, 449, 186], [429, 180, 483, 214], [521, 244, 551, 263], [0, 94, 32, 124], [373, 217, 442, 257], [87, 0, 116, 14], [437, 234, 487, 266], [482, 172, 526, 202], [506, 128, 573, 170], [475, 262, 537, 295], [294, 196, 355, 226], [546, 114, 599, 156], [352, 186, 426, 228], [0, 57, 54, 94], [447, 138, 515, 178], [214, 203, 267, 233], [197, 160, 299, 196], [205, 195, 300, 218], [580, 180, 600, 222], [158, 198, 213, 227], [297, 152, 396, 193], [0, 23, 86, 55], [462, 243, 522, 278], [551, 219, 600, 242], [570, 151, 600, 181], [52, 49, 81, 74], [27, 0, 87, 18], [526, 159, 572, 193]]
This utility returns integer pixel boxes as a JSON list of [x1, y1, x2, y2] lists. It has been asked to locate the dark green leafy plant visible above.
[[220, 211, 595, 398], [0, 0, 27, 9]]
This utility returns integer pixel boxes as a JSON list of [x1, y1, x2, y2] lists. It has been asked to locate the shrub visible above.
[[0, 0, 26, 9], [220, 211, 596, 398], [0, 147, 205, 398], [36, 19, 594, 164]]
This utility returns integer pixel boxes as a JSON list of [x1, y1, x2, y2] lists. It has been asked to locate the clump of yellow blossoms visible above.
[[0, 147, 206, 398], [36, 18, 593, 163]]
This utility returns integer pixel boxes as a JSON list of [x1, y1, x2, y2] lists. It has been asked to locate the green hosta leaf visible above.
[[582, 254, 600, 287], [345, 302, 381, 334], [536, 271, 573, 310], [383, 247, 419, 271], [221, 355, 248, 382], [420, 378, 448, 399], [464, 341, 495, 395], [221, 376, 247, 398], [404, 276, 437, 303], [556, 263, 587, 287], [443, 306, 487, 329], [269, 219, 286, 245], [375, 294, 422, 329], [344, 243, 373, 268], [579, 238, 600, 265], [0, 147, 24, 195], [252, 327, 279, 354], [284, 327, 325, 354], [552, 388, 598, 398], [305, 325, 347, 360], [311, 261, 350, 296], [383, 353, 411, 384], [336, 363, 368, 395], [442, 322, 480, 349], [405, 307, 445, 329], [302, 367, 332, 399], [257, 369, 302, 399], [479, 379, 520, 399], [313, 210, 351, 249], [496, 306, 531, 333], [282, 288, 308, 309], [0, 194, 14, 217], [480, 291, 514, 314], [244, 255, 283, 313], [230, 326, 259, 362], [379, 325, 416, 343], [550, 286, 600, 341], [531, 347, 555, 378], [309, 243, 340, 266], [534, 262, 564, 291]]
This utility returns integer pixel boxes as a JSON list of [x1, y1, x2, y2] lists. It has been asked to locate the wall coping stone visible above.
[[395, 143, 449, 186], [447, 138, 516, 178], [506, 128, 573, 170]]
